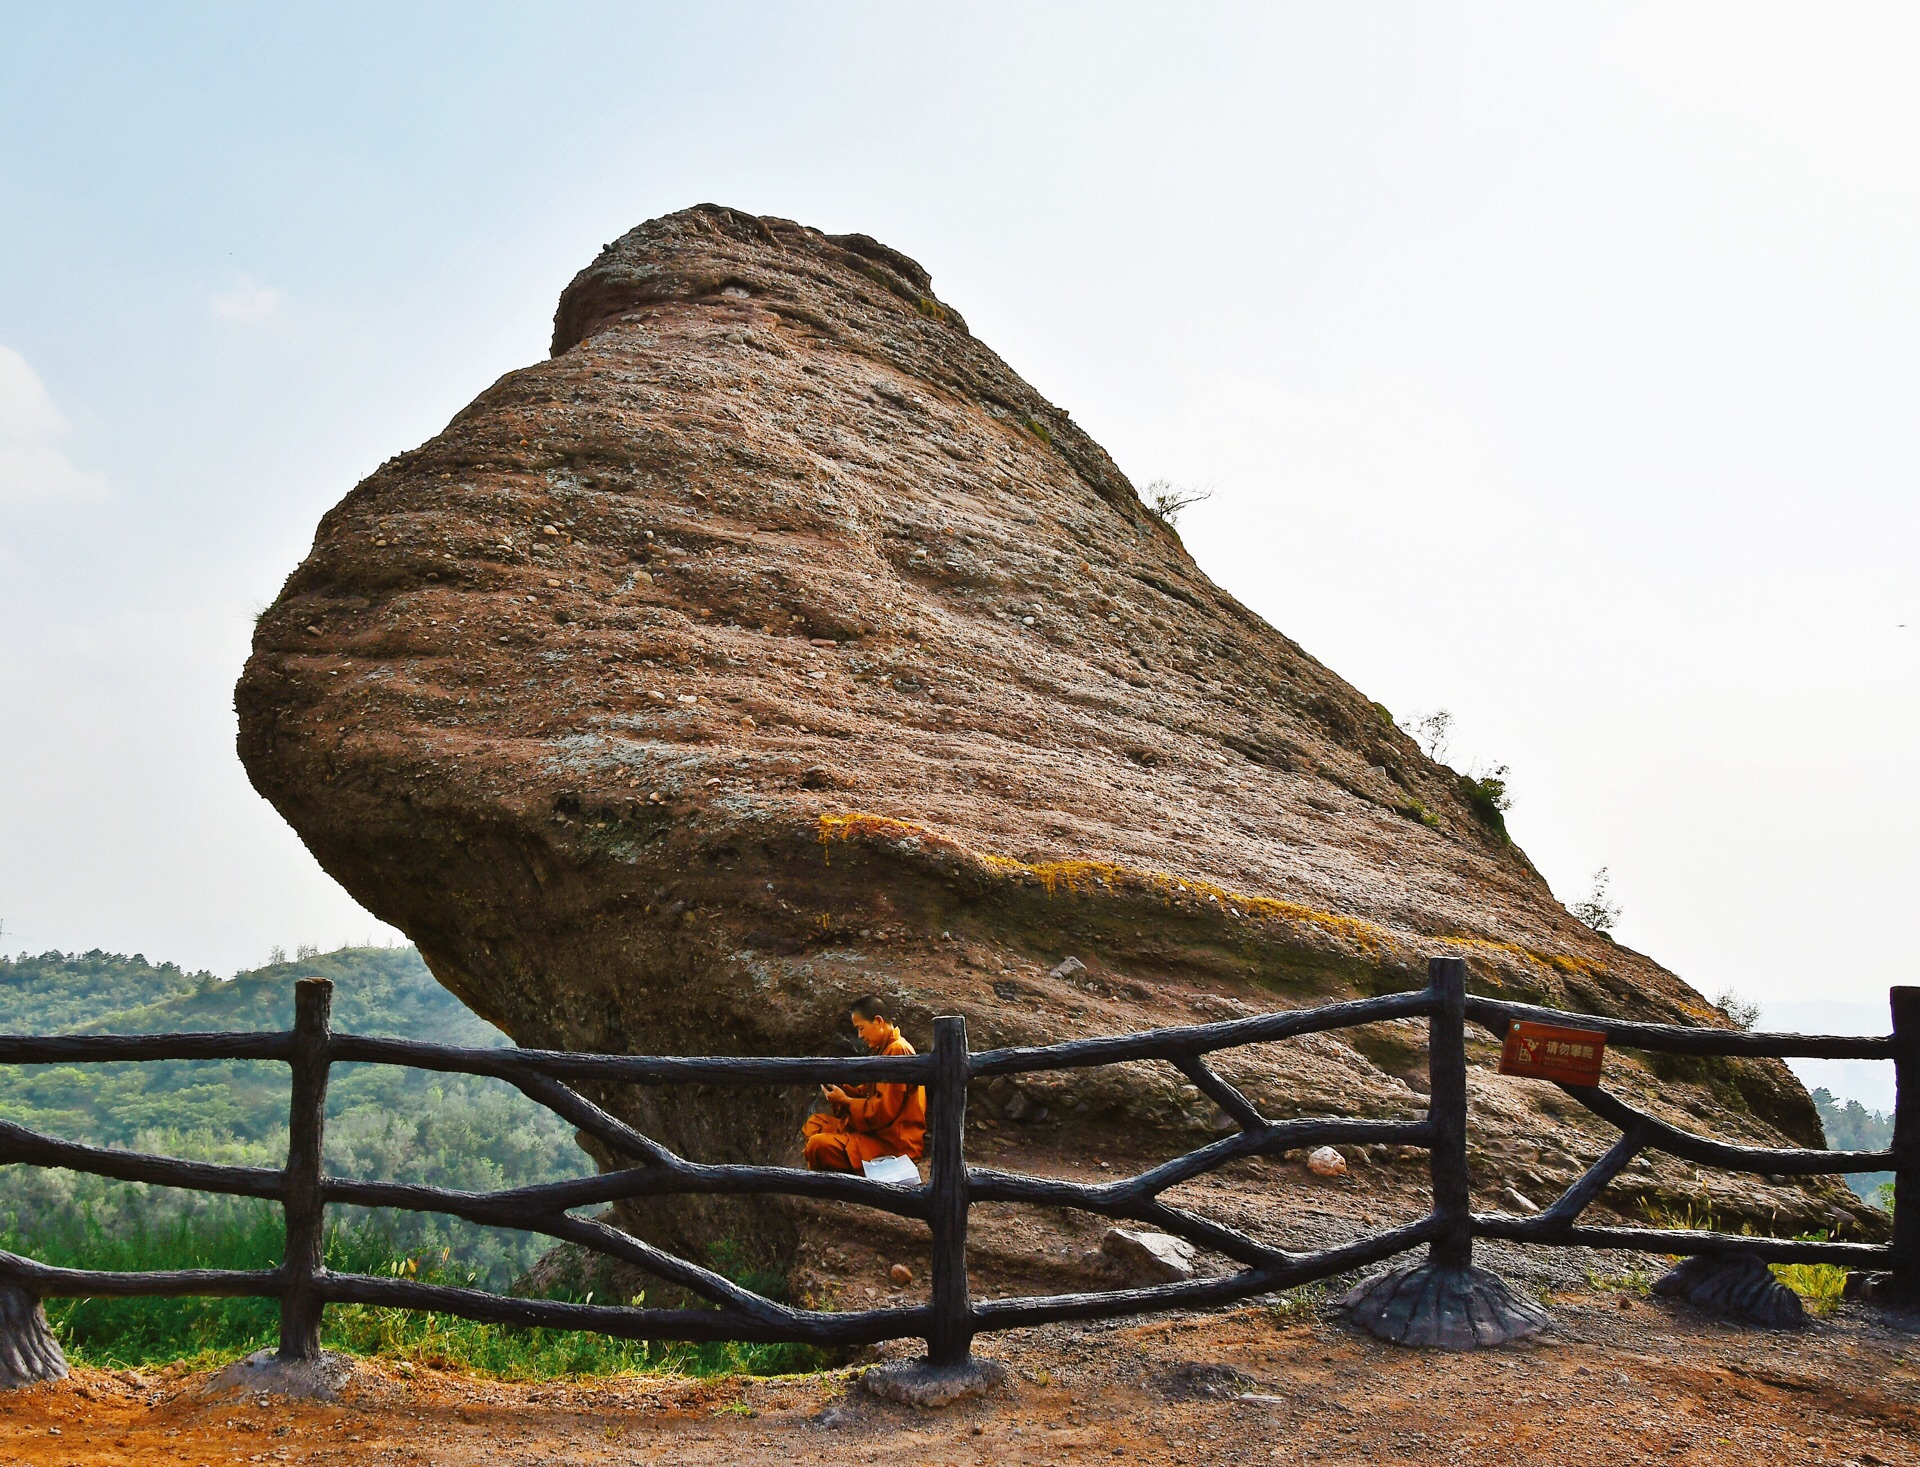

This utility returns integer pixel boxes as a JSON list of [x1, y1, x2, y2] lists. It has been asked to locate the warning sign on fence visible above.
[[1498, 1020, 1607, 1085]]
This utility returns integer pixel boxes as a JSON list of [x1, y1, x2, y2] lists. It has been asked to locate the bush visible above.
[[1711, 988, 1761, 1032], [1142, 478, 1212, 528], [1456, 766, 1512, 839]]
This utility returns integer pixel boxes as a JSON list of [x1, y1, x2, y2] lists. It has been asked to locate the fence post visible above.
[[278, 977, 333, 1361], [1427, 956, 1472, 1269], [1346, 955, 1547, 1345], [1892, 986, 1920, 1301], [926, 1015, 972, 1368]]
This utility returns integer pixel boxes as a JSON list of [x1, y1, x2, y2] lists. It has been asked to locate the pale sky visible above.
[[3, 6, 1914, 1063]]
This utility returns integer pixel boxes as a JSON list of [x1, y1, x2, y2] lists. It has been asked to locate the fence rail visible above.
[[0, 961, 1913, 1374]]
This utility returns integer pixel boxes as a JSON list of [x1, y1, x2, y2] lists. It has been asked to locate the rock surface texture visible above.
[[237, 205, 1868, 1277]]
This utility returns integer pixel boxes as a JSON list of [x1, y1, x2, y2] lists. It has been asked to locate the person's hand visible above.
[[821, 1084, 849, 1106]]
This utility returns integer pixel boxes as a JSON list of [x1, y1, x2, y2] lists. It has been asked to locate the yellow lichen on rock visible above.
[[816, 810, 1594, 984]]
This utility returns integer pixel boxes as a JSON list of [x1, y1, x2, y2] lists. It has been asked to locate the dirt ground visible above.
[[5, 1285, 1918, 1466]]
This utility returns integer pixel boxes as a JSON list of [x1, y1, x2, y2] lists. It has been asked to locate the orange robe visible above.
[[802, 1027, 926, 1172]]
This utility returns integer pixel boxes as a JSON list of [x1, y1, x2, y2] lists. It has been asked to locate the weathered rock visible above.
[[1651, 1252, 1805, 1329], [862, 1355, 1007, 1408], [235, 204, 1868, 1275], [1345, 1263, 1550, 1349], [1306, 1146, 1348, 1178], [200, 1348, 356, 1400], [1101, 1227, 1198, 1283], [1498, 1186, 1540, 1215], [1841, 1269, 1920, 1312]]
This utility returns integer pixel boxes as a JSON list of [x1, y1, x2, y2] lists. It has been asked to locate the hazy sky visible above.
[[3, 6, 1914, 1043]]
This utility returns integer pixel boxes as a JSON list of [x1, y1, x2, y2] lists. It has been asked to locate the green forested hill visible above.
[[0, 949, 209, 1032], [0, 946, 580, 1284], [0, 944, 501, 1043], [1812, 1087, 1894, 1201]]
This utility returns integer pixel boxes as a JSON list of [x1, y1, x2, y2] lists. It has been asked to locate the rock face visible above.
[[236, 205, 1863, 1275]]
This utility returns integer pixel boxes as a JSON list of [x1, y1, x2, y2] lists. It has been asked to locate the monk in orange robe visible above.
[[802, 996, 926, 1172]]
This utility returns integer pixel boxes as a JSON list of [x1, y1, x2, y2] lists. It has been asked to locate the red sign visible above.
[[1498, 1020, 1607, 1086]]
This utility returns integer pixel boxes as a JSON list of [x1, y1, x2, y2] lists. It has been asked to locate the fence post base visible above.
[[206, 1347, 355, 1401], [862, 1355, 1007, 1409], [0, 1280, 67, 1388], [1344, 1261, 1550, 1349], [1651, 1251, 1804, 1329]]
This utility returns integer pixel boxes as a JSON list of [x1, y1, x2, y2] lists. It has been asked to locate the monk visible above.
[[802, 995, 926, 1173]]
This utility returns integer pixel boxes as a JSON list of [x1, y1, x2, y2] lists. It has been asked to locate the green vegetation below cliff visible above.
[[0, 946, 581, 1287], [1811, 1087, 1894, 1202]]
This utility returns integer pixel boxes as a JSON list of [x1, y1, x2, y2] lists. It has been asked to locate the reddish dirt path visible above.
[[4, 1290, 1917, 1465]]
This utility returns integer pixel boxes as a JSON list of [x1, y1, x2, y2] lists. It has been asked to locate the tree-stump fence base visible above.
[[1344, 1263, 1552, 1350], [0, 1283, 68, 1388]]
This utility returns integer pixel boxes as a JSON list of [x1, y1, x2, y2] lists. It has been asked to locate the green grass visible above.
[[1770, 1261, 1848, 1315], [1583, 1266, 1653, 1296], [1264, 1283, 1325, 1323], [1633, 1200, 1852, 1315], [11, 1204, 823, 1380]]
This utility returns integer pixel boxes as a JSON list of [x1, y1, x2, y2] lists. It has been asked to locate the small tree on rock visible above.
[[1143, 479, 1213, 529], [1711, 988, 1761, 1032], [1570, 867, 1621, 935]]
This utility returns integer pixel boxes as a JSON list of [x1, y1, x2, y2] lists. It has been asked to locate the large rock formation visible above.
[[236, 206, 1867, 1280]]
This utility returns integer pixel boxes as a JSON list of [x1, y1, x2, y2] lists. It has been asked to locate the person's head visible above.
[[849, 994, 894, 1049]]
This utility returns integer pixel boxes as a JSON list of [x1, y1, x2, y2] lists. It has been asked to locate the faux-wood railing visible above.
[[0, 958, 1911, 1372]]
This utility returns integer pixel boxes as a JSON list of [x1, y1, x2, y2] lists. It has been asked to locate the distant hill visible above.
[[1811, 1087, 1893, 1203], [0, 946, 580, 1285], [0, 948, 209, 1033], [0, 944, 503, 1042]]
